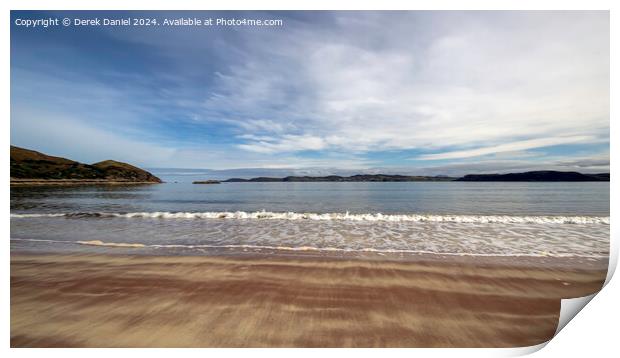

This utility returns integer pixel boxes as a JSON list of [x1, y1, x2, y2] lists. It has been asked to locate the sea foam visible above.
[[9, 238, 608, 258], [10, 211, 610, 224]]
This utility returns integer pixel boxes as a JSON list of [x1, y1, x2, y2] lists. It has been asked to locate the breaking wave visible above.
[[10, 211, 610, 224]]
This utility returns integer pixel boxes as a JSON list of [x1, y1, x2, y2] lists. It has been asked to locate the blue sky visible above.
[[11, 11, 609, 176]]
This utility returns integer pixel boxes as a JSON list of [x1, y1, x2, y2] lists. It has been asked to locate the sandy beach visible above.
[[10, 253, 607, 348]]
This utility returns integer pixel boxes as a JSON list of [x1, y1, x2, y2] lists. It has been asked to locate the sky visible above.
[[10, 11, 610, 177]]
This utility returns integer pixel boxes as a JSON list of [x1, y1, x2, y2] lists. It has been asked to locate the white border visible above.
[[3, 1, 616, 357]]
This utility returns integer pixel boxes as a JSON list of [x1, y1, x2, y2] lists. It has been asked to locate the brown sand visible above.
[[10, 253, 607, 348]]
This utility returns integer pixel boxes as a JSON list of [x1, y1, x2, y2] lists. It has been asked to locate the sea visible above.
[[10, 171, 610, 260]]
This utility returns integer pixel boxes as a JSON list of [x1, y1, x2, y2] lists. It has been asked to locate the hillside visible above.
[[10, 146, 161, 184]]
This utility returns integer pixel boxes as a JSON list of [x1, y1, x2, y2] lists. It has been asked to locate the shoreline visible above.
[[10, 179, 162, 186], [11, 252, 607, 347], [10, 243, 611, 270]]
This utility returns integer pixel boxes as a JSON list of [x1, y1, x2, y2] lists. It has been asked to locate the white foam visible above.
[[76, 240, 145, 248], [10, 211, 610, 224], [10, 238, 607, 259], [12, 213, 67, 218]]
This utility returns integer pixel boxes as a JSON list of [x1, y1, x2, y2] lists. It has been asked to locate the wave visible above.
[[11, 211, 610, 224], [10, 238, 607, 258]]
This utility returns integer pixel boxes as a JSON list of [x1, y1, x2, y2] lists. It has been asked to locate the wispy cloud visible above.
[[10, 11, 609, 171], [193, 12, 609, 157], [416, 136, 598, 161], [237, 135, 326, 154]]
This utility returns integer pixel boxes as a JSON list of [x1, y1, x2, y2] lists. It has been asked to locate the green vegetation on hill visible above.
[[10, 146, 161, 183]]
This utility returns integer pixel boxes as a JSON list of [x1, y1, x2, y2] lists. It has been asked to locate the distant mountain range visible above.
[[224, 171, 609, 182], [10, 146, 162, 185]]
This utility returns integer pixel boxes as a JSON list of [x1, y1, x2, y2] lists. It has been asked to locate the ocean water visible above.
[[10, 180, 610, 258]]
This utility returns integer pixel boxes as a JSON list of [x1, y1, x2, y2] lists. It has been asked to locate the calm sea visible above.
[[10, 176, 610, 259]]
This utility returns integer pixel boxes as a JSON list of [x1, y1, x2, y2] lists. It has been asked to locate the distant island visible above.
[[456, 171, 609, 182], [224, 174, 457, 182], [193, 180, 221, 184], [220, 171, 609, 182], [10, 146, 162, 185]]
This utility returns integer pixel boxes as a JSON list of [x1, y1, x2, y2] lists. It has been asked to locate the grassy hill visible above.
[[10, 146, 161, 184]]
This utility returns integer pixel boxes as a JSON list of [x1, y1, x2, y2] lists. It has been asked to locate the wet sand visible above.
[[10, 253, 607, 348]]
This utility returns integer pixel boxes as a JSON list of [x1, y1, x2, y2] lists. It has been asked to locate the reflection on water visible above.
[[10, 181, 610, 215]]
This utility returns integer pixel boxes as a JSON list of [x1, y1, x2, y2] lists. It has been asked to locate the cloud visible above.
[[416, 135, 597, 160], [236, 119, 291, 133], [237, 135, 326, 154], [193, 12, 609, 157], [11, 11, 609, 171]]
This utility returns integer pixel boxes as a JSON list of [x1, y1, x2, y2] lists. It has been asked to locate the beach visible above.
[[10, 252, 607, 348]]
